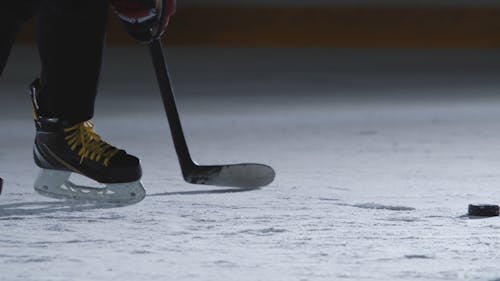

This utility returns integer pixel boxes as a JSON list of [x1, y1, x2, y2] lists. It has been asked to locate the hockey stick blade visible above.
[[148, 39, 275, 188], [185, 163, 275, 189]]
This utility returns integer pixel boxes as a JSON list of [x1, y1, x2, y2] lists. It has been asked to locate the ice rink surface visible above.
[[1, 46, 500, 280]]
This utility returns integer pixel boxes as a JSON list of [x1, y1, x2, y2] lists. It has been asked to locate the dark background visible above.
[[12, 1, 500, 49], [3, 1, 500, 106]]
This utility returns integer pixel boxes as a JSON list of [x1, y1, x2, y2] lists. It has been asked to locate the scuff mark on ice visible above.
[[351, 203, 415, 211], [405, 254, 434, 259], [237, 227, 288, 236]]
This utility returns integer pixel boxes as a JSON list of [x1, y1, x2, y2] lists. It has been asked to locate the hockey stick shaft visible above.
[[148, 39, 275, 188], [148, 39, 196, 175]]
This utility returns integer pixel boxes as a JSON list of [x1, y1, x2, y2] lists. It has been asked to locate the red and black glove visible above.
[[110, 0, 176, 43]]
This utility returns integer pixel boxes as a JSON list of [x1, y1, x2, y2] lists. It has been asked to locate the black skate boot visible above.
[[30, 79, 145, 204]]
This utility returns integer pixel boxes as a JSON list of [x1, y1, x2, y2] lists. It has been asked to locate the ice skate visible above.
[[30, 79, 145, 205]]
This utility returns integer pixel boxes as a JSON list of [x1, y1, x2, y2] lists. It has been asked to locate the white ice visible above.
[[1, 46, 500, 281]]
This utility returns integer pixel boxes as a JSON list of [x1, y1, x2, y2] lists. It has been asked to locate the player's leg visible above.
[[0, 1, 39, 76], [36, 0, 109, 122], [31, 0, 144, 203]]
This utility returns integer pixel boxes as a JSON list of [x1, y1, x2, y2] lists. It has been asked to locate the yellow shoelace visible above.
[[64, 121, 119, 167]]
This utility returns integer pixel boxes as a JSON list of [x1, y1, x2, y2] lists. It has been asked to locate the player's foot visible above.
[[30, 79, 145, 204]]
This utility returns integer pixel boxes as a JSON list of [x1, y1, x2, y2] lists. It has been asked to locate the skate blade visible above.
[[34, 169, 146, 205]]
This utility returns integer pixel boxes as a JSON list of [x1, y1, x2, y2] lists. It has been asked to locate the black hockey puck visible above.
[[468, 204, 499, 217]]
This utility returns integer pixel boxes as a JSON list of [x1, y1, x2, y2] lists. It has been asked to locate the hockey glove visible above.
[[110, 0, 176, 43]]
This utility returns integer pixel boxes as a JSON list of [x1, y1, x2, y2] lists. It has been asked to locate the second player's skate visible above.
[[30, 79, 145, 205]]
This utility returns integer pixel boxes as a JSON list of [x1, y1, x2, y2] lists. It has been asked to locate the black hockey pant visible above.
[[0, 0, 109, 123]]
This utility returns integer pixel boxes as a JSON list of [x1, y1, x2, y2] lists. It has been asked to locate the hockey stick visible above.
[[148, 39, 275, 188]]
